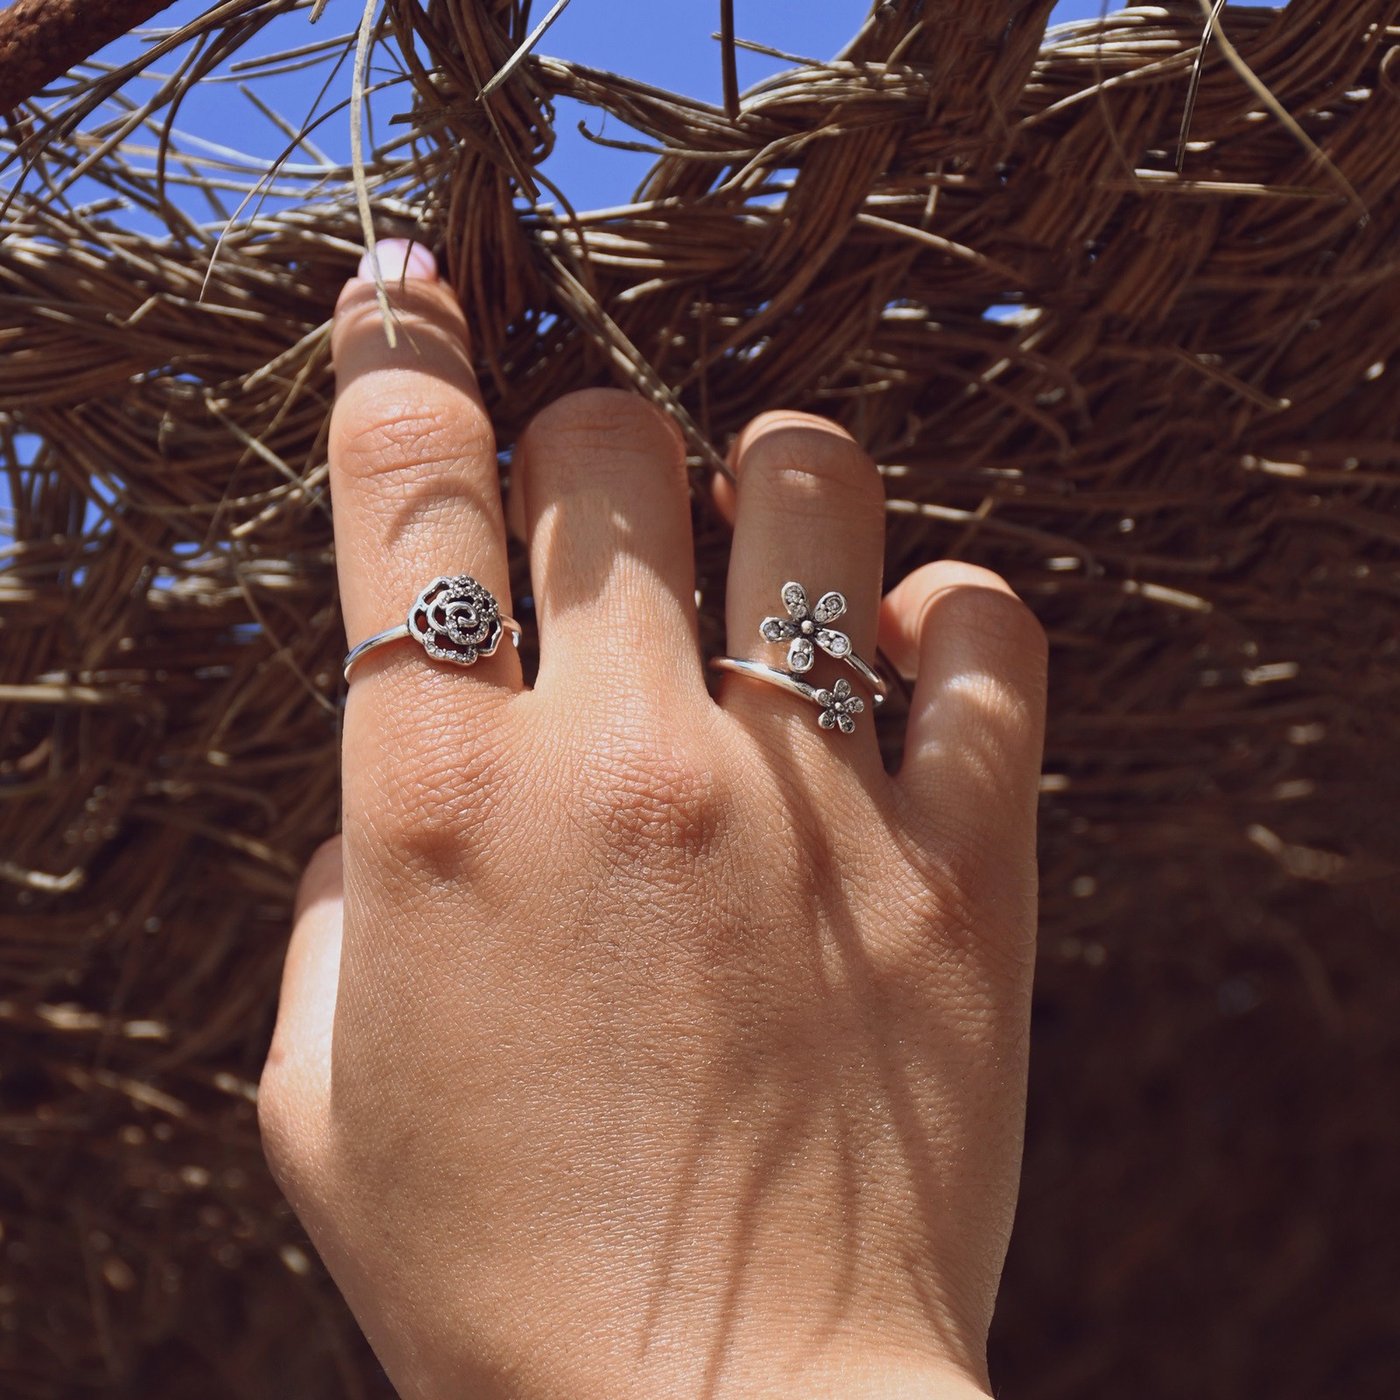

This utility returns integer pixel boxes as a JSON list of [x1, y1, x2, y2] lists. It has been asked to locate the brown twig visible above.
[[1, 2, 1398, 1396], [0, 0, 177, 114], [719, 0, 739, 120]]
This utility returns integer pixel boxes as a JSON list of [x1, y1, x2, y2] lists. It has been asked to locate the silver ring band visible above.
[[838, 648, 887, 704], [344, 617, 522, 683], [343, 574, 521, 683], [709, 656, 871, 735]]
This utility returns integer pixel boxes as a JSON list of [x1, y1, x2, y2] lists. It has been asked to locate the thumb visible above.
[[259, 836, 344, 1173]]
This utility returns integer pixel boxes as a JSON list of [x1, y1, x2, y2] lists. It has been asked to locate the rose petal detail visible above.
[[445, 601, 486, 646], [424, 637, 478, 665], [781, 581, 808, 619], [813, 590, 847, 624], [408, 574, 501, 667], [478, 619, 505, 657]]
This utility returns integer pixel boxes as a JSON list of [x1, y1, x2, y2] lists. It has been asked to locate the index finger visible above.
[[330, 240, 520, 696]]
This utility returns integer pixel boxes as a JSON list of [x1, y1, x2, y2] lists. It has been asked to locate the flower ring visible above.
[[342, 573, 522, 683], [708, 657, 875, 737], [814, 678, 866, 734], [408, 575, 505, 665], [759, 581, 853, 674]]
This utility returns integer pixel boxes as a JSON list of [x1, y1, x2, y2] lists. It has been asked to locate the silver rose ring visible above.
[[343, 574, 521, 683]]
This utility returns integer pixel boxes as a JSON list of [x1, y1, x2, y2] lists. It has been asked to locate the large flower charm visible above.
[[815, 678, 865, 734], [408, 575, 504, 665], [759, 581, 852, 674]]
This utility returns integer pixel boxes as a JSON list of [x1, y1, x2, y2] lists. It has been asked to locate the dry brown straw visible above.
[[1, 2, 1396, 1395]]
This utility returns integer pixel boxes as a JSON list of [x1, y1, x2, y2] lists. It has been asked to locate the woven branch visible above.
[[0, 1, 1397, 1396], [0, 0, 176, 113]]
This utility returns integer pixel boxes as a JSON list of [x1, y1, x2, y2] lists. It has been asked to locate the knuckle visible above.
[[362, 734, 514, 880], [893, 826, 1038, 980], [898, 822, 985, 924], [739, 418, 882, 513], [332, 384, 494, 490], [370, 799, 459, 877], [573, 719, 728, 868], [522, 387, 684, 479]]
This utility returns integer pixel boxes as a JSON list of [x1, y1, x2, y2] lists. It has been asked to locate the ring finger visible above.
[[715, 411, 887, 758]]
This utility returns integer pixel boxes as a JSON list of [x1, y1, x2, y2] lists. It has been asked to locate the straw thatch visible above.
[[1, 1, 1397, 1395]]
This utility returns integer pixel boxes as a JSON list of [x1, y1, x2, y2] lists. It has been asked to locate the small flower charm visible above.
[[408, 575, 504, 665], [814, 678, 865, 734], [759, 581, 852, 674]]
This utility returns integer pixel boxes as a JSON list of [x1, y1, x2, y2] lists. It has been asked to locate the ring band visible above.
[[757, 580, 887, 703], [709, 656, 872, 735], [837, 649, 887, 704], [343, 574, 521, 683]]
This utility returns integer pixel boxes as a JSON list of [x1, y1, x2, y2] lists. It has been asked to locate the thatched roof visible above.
[[1, 2, 1396, 1394]]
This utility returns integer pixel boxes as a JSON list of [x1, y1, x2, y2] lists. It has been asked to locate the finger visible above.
[[331, 239, 521, 694], [260, 837, 345, 1171], [719, 412, 886, 749], [881, 562, 1048, 831], [515, 387, 704, 695]]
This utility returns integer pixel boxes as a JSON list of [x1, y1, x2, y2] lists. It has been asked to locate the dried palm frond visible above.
[[0, 2, 1396, 1395]]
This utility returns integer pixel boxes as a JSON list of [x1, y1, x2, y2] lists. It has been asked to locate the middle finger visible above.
[[514, 387, 705, 700]]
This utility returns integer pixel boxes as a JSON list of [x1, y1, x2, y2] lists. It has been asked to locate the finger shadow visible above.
[[509, 407, 708, 700], [637, 722, 1001, 1394]]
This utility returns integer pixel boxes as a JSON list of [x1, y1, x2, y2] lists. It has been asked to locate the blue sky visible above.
[[2, 0, 1274, 540], [78, 0, 1155, 221], [9, 0, 1279, 246]]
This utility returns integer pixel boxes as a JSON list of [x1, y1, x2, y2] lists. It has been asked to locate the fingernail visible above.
[[357, 238, 438, 283]]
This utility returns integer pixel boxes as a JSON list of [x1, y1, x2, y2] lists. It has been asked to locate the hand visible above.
[[257, 241, 1047, 1400]]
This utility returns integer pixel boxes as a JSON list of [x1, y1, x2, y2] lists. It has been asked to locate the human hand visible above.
[[257, 240, 1047, 1400]]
